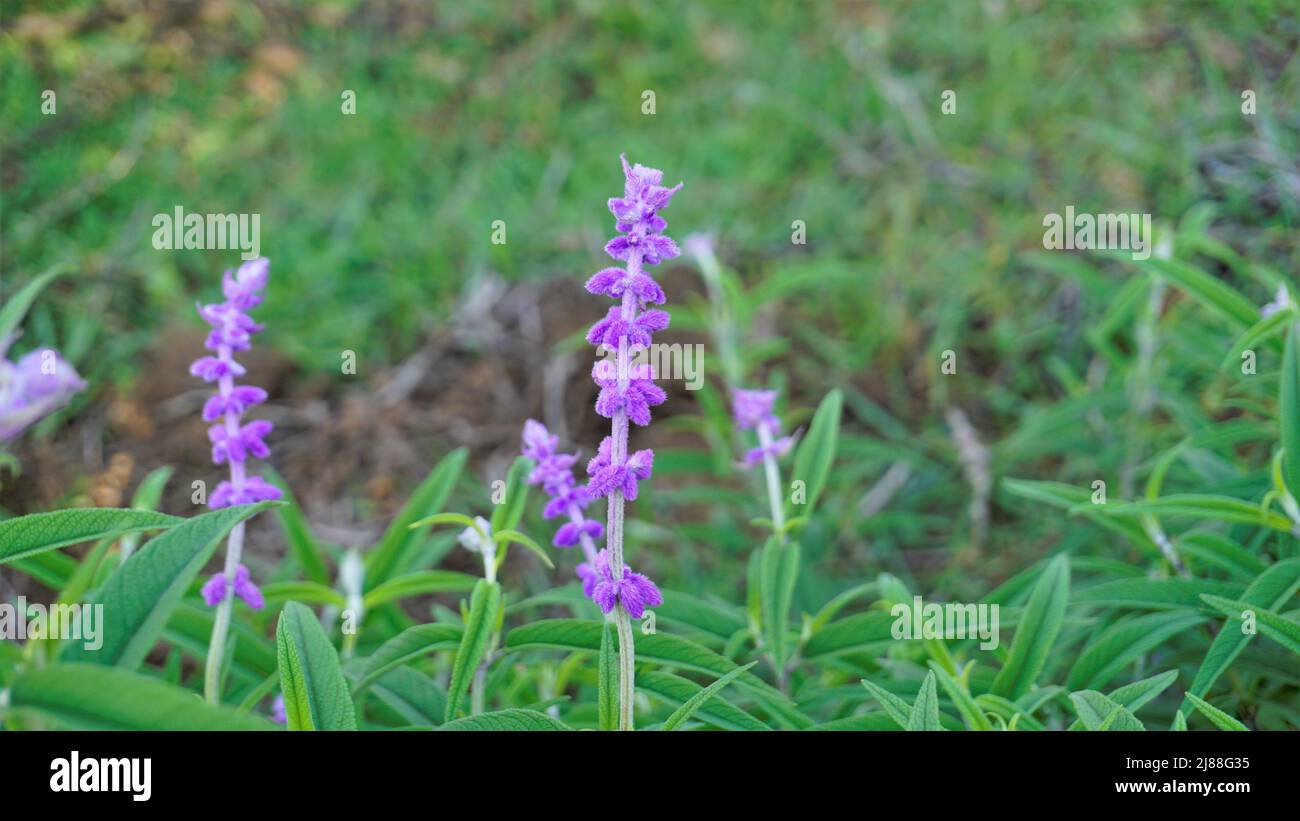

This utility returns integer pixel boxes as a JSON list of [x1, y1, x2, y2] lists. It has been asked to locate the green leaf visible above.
[[0, 266, 66, 341], [598, 621, 617, 731], [929, 662, 993, 731], [9, 663, 275, 730], [1181, 559, 1300, 720], [490, 456, 532, 535], [61, 503, 276, 669], [1074, 577, 1242, 610], [637, 671, 770, 731], [802, 611, 895, 658], [439, 708, 570, 731], [351, 623, 462, 693], [1148, 257, 1259, 328], [992, 555, 1070, 700], [860, 678, 913, 729], [267, 468, 330, 585], [0, 507, 182, 565], [261, 581, 346, 608], [785, 389, 842, 518], [907, 671, 943, 731], [1282, 324, 1300, 500], [362, 570, 478, 610], [655, 589, 747, 639], [1185, 693, 1249, 731], [1069, 690, 1144, 731], [759, 538, 800, 673], [504, 619, 807, 728], [1201, 595, 1300, 655], [276, 601, 357, 730], [444, 579, 502, 723], [1223, 307, 1295, 369], [1105, 670, 1180, 715], [1067, 611, 1205, 690], [1102, 495, 1293, 531], [366, 447, 467, 587], [492, 529, 553, 569], [662, 662, 757, 731], [368, 667, 447, 727]]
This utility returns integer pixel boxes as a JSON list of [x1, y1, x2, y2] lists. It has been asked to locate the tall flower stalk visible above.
[[733, 389, 794, 542], [582, 155, 678, 729], [190, 258, 282, 703]]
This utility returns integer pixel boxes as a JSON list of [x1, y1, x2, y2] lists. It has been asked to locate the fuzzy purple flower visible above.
[[586, 549, 662, 620], [733, 388, 794, 466], [200, 563, 265, 609], [271, 693, 286, 724], [521, 420, 604, 563], [0, 334, 86, 442], [190, 258, 280, 609]]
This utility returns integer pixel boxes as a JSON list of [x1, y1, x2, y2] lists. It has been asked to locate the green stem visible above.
[[203, 522, 245, 704]]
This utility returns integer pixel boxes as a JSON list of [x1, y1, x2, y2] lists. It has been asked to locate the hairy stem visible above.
[[602, 249, 642, 729], [757, 422, 786, 542], [203, 521, 244, 703]]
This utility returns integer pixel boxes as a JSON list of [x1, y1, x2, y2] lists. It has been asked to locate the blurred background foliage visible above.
[[1, 1, 1298, 629]]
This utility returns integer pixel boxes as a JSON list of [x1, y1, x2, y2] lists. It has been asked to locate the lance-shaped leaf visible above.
[[444, 579, 502, 723], [276, 601, 357, 730], [61, 503, 276, 669], [0, 508, 181, 565]]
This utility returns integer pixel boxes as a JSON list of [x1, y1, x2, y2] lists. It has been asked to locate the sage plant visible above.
[[189, 257, 282, 703], [581, 155, 678, 729]]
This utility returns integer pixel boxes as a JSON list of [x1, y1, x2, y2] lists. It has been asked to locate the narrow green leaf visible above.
[[662, 662, 757, 731], [439, 708, 570, 731], [907, 671, 943, 731], [637, 671, 770, 731], [266, 468, 330, 585], [0, 266, 65, 341], [598, 621, 617, 731], [785, 389, 842, 518], [1185, 692, 1249, 730], [1067, 611, 1204, 691], [1181, 559, 1300, 720], [261, 581, 346, 608], [444, 579, 502, 723], [759, 538, 800, 673], [992, 555, 1070, 699], [0, 508, 182, 565], [929, 662, 993, 730], [1281, 324, 1300, 499], [362, 570, 478, 609], [860, 678, 913, 729], [366, 447, 467, 587], [352, 623, 461, 693], [1201, 595, 1300, 655], [276, 601, 357, 730], [9, 663, 275, 730], [1070, 690, 1144, 731], [490, 456, 532, 535]]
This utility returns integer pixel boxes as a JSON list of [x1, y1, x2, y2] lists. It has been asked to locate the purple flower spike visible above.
[[0, 341, 86, 442], [192, 258, 280, 611], [271, 694, 287, 724], [520, 420, 604, 566], [588, 549, 662, 620], [200, 564, 264, 609], [578, 154, 680, 625], [733, 388, 794, 467]]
